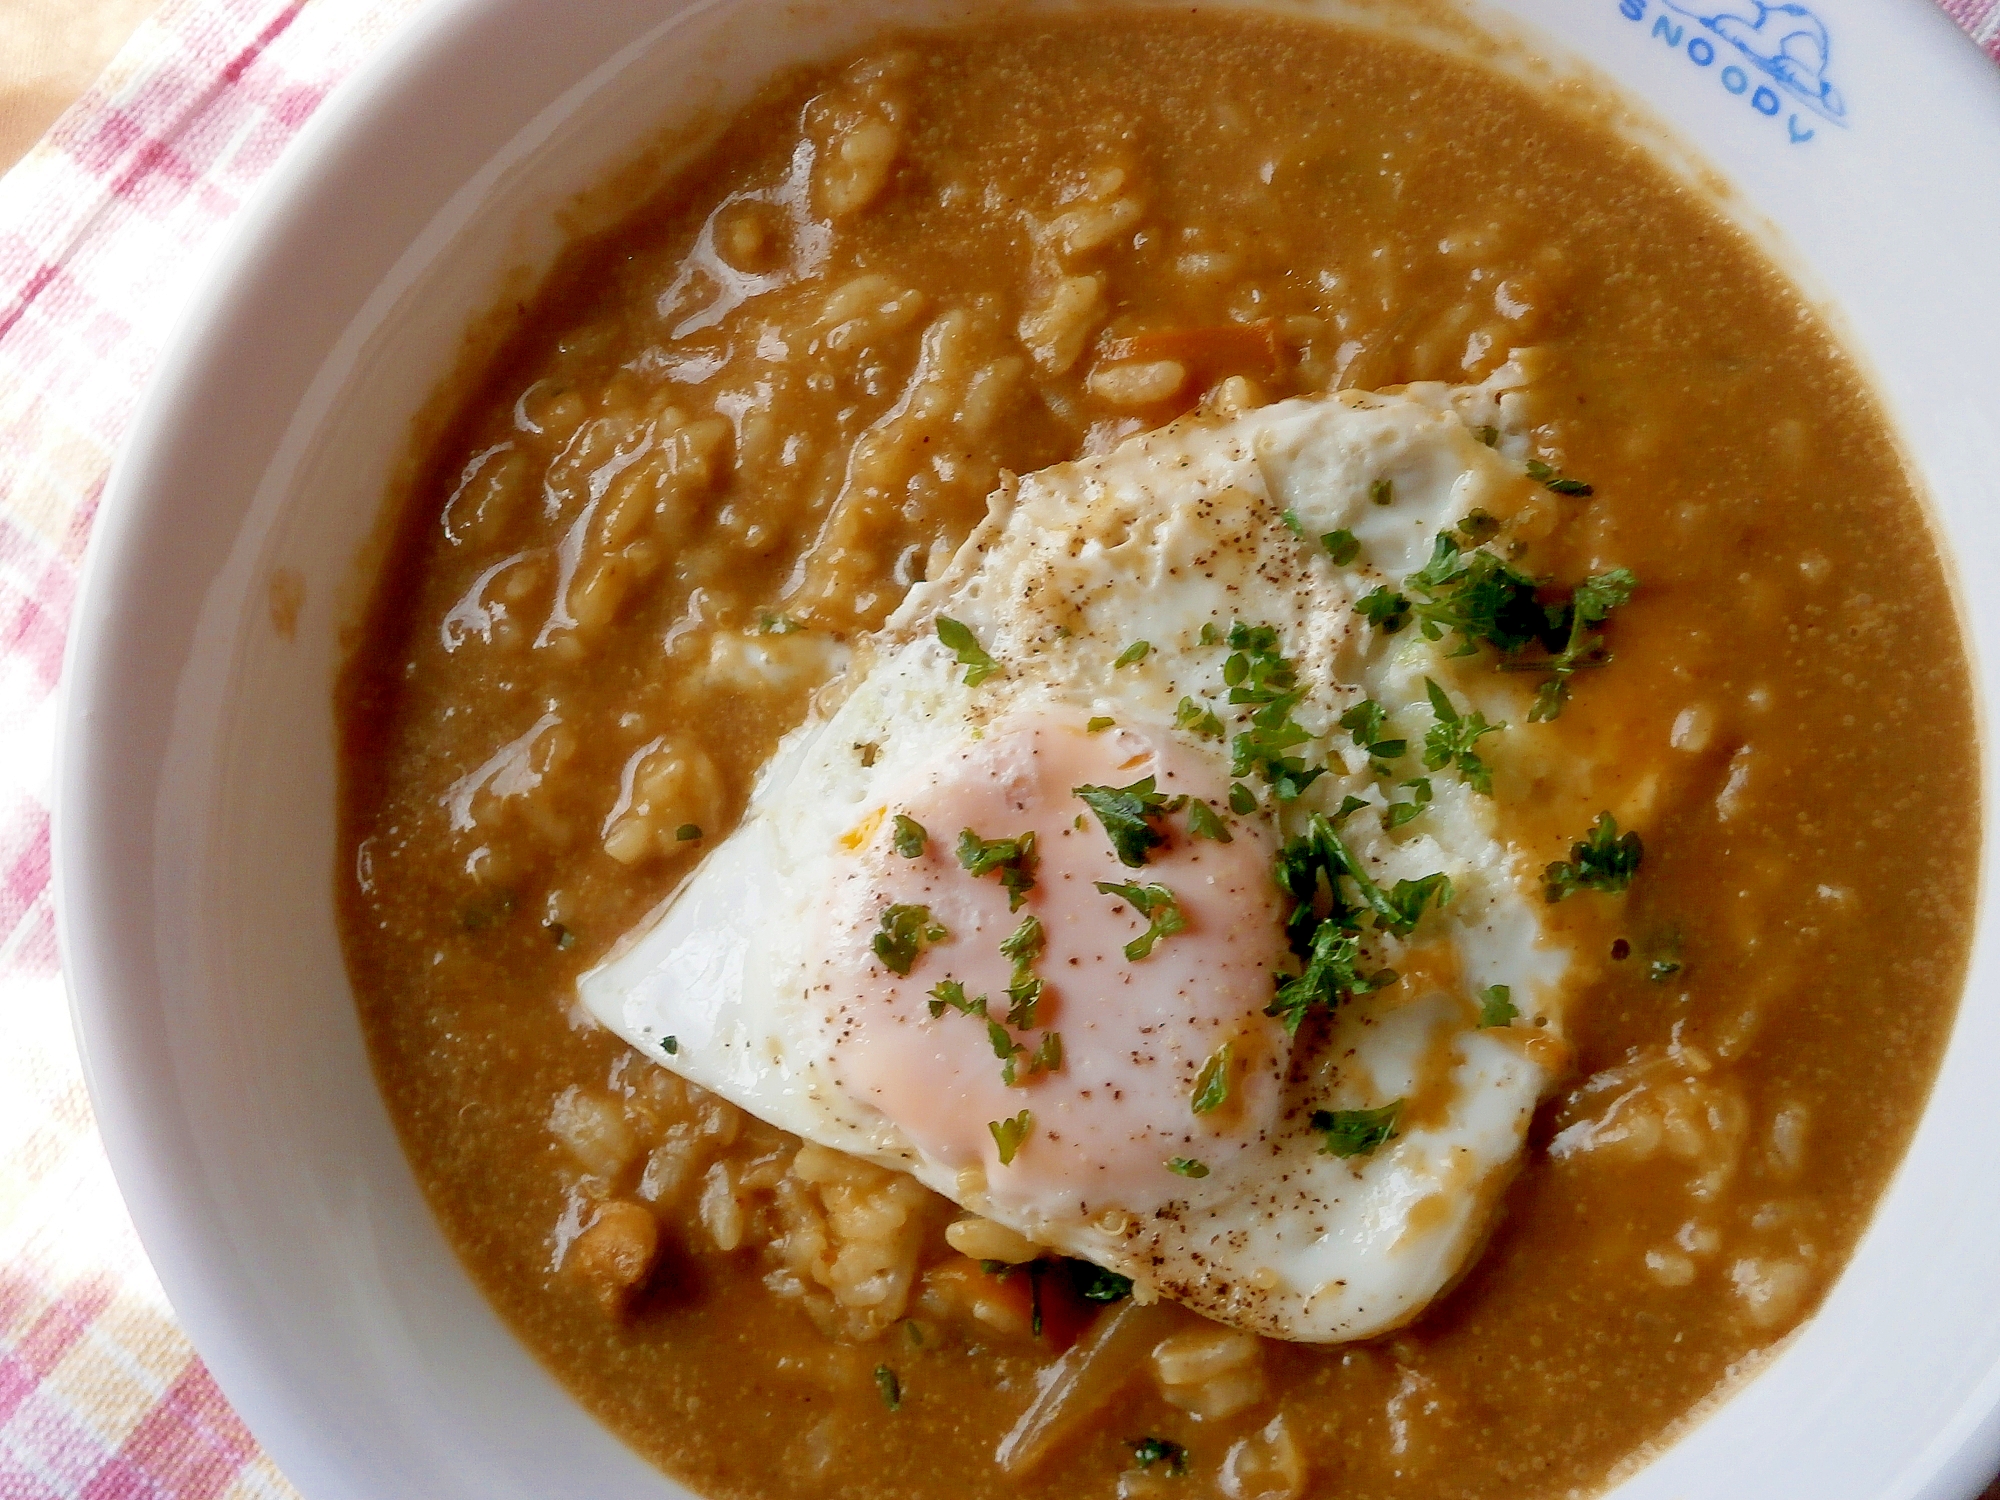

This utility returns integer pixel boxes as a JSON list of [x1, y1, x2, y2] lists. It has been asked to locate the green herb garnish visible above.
[[1072, 1263, 1134, 1302], [1544, 812, 1643, 900], [1075, 776, 1173, 867], [1186, 799, 1231, 843], [1357, 585, 1412, 634], [1231, 647, 1320, 791], [1274, 813, 1452, 948], [1382, 776, 1432, 830], [927, 978, 987, 1019], [1402, 533, 1547, 658], [989, 1110, 1033, 1165], [1312, 1101, 1404, 1157], [1165, 1157, 1209, 1179], [1266, 920, 1398, 1034], [1086, 716, 1115, 733], [1175, 696, 1224, 739], [892, 814, 927, 859], [675, 823, 702, 841], [1649, 958, 1683, 982], [1455, 509, 1501, 545], [936, 616, 999, 686], [1130, 1437, 1189, 1475], [1525, 457, 1594, 496], [1423, 678, 1502, 795], [1474, 424, 1500, 447], [1322, 528, 1360, 565], [1094, 881, 1187, 960], [1478, 984, 1517, 1027], [1116, 640, 1151, 668], [662, 1034, 679, 1055], [874, 1365, 902, 1410], [1369, 478, 1395, 506], [1525, 568, 1637, 722], [957, 827, 1038, 910], [1191, 1043, 1232, 1114], [1228, 782, 1257, 815], [1339, 698, 1407, 765], [999, 914, 1046, 1029], [873, 904, 946, 976]]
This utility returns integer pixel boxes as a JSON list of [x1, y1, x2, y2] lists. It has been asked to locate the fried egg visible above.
[[580, 364, 1580, 1342]]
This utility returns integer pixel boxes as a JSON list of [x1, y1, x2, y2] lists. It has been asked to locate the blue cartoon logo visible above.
[[1656, 0, 1847, 123]]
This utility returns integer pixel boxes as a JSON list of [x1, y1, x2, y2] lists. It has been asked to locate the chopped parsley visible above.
[[1338, 698, 1406, 766], [1185, 799, 1232, 843], [1356, 584, 1411, 634], [892, 814, 927, 859], [1423, 677, 1503, 795], [1224, 622, 1325, 800], [1455, 509, 1501, 545], [1275, 813, 1453, 948], [1382, 776, 1432, 830], [1130, 1437, 1190, 1476], [1473, 423, 1500, 448], [1266, 920, 1397, 1035], [1071, 1262, 1134, 1302], [675, 823, 702, 841], [1312, 1101, 1404, 1158], [927, 978, 987, 1019], [1191, 1043, 1232, 1115], [873, 904, 947, 976], [1115, 640, 1151, 668], [1175, 696, 1224, 739], [1357, 534, 1638, 723], [1165, 1157, 1209, 1179], [936, 616, 999, 686], [1280, 507, 1308, 536], [990, 1021, 1063, 1086], [874, 1365, 901, 1410], [1650, 958, 1683, 983], [1525, 568, 1638, 722], [1198, 622, 1222, 646], [1228, 782, 1257, 815], [1075, 776, 1175, 866], [1401, 533, 1548, 658], [1369, 477, 1395, 506], [957, 827, 1038, 910], [1087, 716, 1115, 733], [999, 914, 1046, 1029], [989, 1110, 1033, 1166], [1094, 881, 1188, 960], [1525, 457, 1594, 497], [1323, 528, 1360, 565], [1478, 984, 1517, 1027], [1544, 812, 1644, 901], [662, 1035, 680, 1055]]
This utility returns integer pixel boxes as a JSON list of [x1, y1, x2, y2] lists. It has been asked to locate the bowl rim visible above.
[[53, 0, 2000, 1496]]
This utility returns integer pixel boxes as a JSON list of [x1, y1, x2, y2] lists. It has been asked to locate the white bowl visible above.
[[55, 0, 2000, 1496]]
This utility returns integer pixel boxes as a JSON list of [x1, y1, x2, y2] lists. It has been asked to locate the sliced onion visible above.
[[995, 1298, 1188, 1476]]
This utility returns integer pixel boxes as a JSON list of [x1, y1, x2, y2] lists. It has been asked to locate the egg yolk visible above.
[[813, 713, 1293, 1222]]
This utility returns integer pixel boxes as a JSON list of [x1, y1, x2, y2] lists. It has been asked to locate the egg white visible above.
[[581, 363, 1579, 1341]]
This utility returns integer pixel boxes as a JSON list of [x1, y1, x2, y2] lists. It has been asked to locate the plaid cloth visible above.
[[1, 1, 1995, 1496]]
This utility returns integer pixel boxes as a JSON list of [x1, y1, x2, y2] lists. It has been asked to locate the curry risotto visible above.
[[336, 8, 1978, 1500]]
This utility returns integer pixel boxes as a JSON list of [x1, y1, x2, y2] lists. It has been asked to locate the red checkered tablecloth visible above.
[[1, 1, 1995, 1496]]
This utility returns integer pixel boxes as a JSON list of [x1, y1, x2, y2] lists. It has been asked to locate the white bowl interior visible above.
[[57, 1, 2000, 1497]]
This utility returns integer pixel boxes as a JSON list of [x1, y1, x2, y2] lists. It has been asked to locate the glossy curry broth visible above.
[[337, 10, 1976, 1499]]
